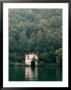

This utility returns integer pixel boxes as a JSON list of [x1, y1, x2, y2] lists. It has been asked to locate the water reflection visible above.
[[25, 67, 38, 81], [9, 65, 62, 81]]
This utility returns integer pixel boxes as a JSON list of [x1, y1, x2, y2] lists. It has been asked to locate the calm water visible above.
[[9, 65, 62, 81]]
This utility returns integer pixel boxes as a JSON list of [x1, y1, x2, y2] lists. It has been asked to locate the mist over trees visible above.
[[9, 9, 62, 64]]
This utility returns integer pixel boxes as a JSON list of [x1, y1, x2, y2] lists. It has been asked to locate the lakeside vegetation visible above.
[[9, 9, 62, 65]]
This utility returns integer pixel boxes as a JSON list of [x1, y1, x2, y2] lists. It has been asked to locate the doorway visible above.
[[31, 60, 35, 68]]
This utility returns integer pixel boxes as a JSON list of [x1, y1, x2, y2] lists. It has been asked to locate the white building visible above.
[[25, 52, 38, 66]]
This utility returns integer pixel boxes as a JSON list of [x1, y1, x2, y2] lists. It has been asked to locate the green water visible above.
[[9, 65, 62, 81]]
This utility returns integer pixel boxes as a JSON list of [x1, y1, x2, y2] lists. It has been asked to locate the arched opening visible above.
[[31, 60, 35, 68]]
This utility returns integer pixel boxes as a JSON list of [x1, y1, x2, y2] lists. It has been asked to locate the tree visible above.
[[19, 31, 27, 52], [9, 9, 62, 64], [55, 48, 62, 64], [40, 52, 48, 63]]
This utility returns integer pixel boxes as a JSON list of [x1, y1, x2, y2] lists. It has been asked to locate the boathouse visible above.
[[25, 52, 38, 66]]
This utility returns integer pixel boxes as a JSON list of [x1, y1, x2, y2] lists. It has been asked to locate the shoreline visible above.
[[9, 63, 62, 67]]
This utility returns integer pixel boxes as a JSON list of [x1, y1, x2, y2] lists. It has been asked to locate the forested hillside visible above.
[[9, 9, 62, 64]]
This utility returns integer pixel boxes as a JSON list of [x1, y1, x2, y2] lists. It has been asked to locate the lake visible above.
[[9, 65, 62, 81]]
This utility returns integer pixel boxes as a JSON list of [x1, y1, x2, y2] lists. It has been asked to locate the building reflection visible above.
[[25, 67, 38, 81]]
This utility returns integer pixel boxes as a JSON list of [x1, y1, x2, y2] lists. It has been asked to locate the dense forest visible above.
[[9, 9, 62, 65]]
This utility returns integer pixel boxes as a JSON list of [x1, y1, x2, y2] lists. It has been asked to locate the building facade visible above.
[[25, 52, 38, 66]]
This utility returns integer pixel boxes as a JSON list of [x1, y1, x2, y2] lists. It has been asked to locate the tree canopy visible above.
[[9, 9, 62, 64]]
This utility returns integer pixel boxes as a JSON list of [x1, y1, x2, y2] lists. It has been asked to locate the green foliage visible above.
[[9, 52, 22, 63], [40, 52, 48, 62], [9, 9, 62, 64], [19, 31, 27, 52], [55, 48, 62, 64]]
